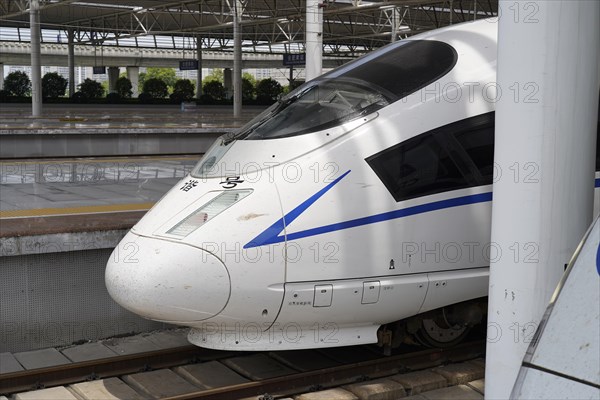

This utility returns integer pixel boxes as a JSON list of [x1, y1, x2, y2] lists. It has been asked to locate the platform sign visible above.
[[179, 59, 199, 71], [283, 53, 306, 66], [92, 66, 106, 74]]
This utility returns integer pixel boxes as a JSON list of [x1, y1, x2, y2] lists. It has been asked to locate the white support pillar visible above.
[[68, 28, 75, 97], [107, 66, 119, 94], [305, 0, 323, 81], [126, 66, 139, 98], [0, 63, 4, 91], [485, 1, 600, 399], [30, 0, 42, 117], [232, 0, 243, 118], [196, 36, 203, 99]]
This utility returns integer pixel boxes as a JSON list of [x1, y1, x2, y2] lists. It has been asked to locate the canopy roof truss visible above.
[[1, 0, 497, 56]]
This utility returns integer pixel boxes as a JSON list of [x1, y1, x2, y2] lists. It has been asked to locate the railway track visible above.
[[0, 345, 216, 395], [1, 341, 484, 399]]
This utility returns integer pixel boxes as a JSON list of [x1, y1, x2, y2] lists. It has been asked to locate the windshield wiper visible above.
[[223, 94, 305, 145]]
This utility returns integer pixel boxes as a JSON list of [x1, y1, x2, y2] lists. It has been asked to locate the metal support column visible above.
[[196, 36, 203, 99], [0, 63, 4, 91], [233, 0, 243, 118], [390, 8, 398, 42], [485, 1, 600, 398], [305, 0, 323, 81], [29, 0, 42, 117], [68, 28, 75, 97]]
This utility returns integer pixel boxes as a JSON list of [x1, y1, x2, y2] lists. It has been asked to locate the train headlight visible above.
[[167, 189, 252, 237]]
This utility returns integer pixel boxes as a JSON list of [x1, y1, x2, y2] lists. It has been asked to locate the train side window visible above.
[[367, 113, 494, 202], [453, 125, 495, 184], [367, 134, 469, 202]]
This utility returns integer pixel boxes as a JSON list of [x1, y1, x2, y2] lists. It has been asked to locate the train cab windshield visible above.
[[232, 78, 391, 140], [231, 39, 457, 141]]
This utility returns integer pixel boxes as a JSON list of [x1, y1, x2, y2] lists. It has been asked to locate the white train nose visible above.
[[105, 232, 230, 323]]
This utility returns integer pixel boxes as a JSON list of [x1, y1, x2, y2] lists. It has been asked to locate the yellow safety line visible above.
[[0, 203, 155, 219], [0, 155, 200, 165]]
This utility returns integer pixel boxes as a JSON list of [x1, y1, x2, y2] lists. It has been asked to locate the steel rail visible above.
[[0, 345, 215, 395], [164, 341, 485, 400]]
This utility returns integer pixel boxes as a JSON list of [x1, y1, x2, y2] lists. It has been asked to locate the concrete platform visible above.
[[122, 368, 200, 399], [431, 362, 485, 385], [391, 371, 447, 395], [102, 335, 161, 355], [419, 385, 483, 400], [269, 350, 340, 372], [70, 377, 147, 400], [0, 352, 24, 373], [142, 329, 190, 349], [61, 342, 117, 362], [343, 378, 407, 400], [0, 104, 265, 158], [13, 347, 71, 369], [14, 386, 79, 400], [174, 360, 250, 389], [0, 156, 196, 218], [222, 354, 298, 380], [295, 388, 359, 400]]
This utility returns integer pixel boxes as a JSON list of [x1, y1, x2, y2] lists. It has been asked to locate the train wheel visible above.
[[414, 318, 471, 348]]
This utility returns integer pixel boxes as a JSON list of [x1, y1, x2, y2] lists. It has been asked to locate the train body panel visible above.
[[105, 18, 600, 351]]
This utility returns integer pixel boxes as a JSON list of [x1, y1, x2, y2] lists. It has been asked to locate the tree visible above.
[[138, 72, 147, 94], [145, 67, 177, 89], [41, 72, 68, 99], [142, 78, 168, 98], [78, 78, 104, 99], [286, 80, 305, 93], [242, 72, 256, 86], [171, 79, 195, 102], [242, 77, 255, 101], [4, 71, 31, 97], [116, 76, 133, 98], [202, 68, 224, 85], [202, 80, 226, 101], [256, 78, 283, 103]]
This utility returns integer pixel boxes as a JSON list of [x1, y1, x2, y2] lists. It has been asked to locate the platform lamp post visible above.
[[68, 28, 75, 98], [29, 0, 42, 117], [305, 0, 323, 81], [485, 1, 600, 398], [196, 36, 203, 100]]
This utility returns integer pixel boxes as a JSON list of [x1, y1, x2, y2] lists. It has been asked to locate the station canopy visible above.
[[0, 0, 497, 57]]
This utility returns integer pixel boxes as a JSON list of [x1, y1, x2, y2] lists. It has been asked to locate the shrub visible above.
[[0, 90, 11, 102], [71, 91, 86, 103], [4, 71, 31, 97], [242, 77, 255, 101], [41, 72, 68, 99], [106, 92, 121, 103], [78, 78, 104, 99], [171, 79, 195, 102], [142, 78, 168, 99], [138, 92, 153, 104], [202, 80, 227, 102], [256, 78, 283, 104], [115, 77, 133, 98]]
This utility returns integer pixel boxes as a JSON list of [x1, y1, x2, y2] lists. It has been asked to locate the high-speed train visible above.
[[511, 216, 599, 399], [105, 18, 600, 351]]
